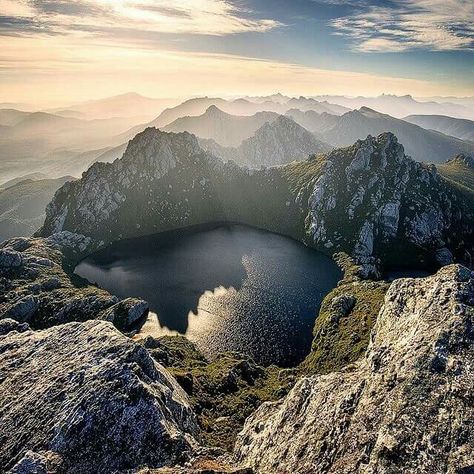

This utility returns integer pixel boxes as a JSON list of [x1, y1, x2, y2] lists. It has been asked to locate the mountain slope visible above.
[[39, 129, 474, 272], [438, 154, 474, 191], [200, 115, 332, 167], [0, 173, 49, 189], [312, 94, 474, 120], [119, 96, 349, 143], [320, 107, 474, 163], [0, 176, 75, 242], [404, 114, 474, 141], [285, 109, 339, 135], [0, 109, 30, 127], [164, 106, 279, 147]]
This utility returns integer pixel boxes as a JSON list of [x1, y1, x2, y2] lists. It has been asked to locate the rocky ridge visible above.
[[39, 127, 304, 244], [306, 133, 474, 274], [319, 106, 474, 163], [39, 129, 474, 273], [200, 115, 331, 167], [234, 265, 474, 473]]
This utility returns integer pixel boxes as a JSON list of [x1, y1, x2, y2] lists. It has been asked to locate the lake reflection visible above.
[[75, 224, 341, 367]]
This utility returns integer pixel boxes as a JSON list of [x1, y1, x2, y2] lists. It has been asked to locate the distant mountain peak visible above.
[[358, 106, 382, 115], [205, 105, 227, 116]]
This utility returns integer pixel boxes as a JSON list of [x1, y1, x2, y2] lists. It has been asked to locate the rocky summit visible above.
[[199, 115, 331, 167], [306, 133, 474, 274], [39, 128, 473, 273], [234, 265, 474, 473]]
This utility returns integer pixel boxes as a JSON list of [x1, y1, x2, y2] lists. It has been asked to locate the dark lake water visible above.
[[75, 224, 342, 367]]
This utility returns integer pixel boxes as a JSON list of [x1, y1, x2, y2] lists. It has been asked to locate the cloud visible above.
[[330, 0, 474, 52], [0, 0, 283, 37], [1, 32, 468, 108]]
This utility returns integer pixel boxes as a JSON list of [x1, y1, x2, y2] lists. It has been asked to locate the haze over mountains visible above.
[[200, 115, 331, 167], [312, 107, 474, 163], [1, 92, 474, 184], [312, 94, 474, 120], [404, 115, 474, 142], [0, 175, 75, 241]]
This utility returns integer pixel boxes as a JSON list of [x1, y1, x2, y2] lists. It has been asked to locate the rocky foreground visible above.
[[234, 265, 474, 473], [0, 233, 473, 472], [0, 320, 199, 473]]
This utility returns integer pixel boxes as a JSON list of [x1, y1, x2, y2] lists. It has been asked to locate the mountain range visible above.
[[164, 106, 279, 147], [312, 93, 474, 120], [2, 93, 474, 182], [288, 107, 474, 163], [200, 115, 332, 167], [39, 127, 474, 272], [404, 114, 474, 142], [0, 175, 75, 241]]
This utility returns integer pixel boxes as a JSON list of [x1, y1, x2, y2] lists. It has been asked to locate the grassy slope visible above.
[[437, 160, 474, 192], [141, 335, 295, 451], [299, 253, 389, 375], [0, 176, 75, 242]]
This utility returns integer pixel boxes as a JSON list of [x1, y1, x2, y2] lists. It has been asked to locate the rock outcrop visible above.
[[234, 265, 474, 473], [0, 320, 199, 473], [306, 133, 474, 273], [0, 236, 148, 329]]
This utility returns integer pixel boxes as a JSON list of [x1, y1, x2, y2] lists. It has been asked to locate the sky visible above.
[[0, 0, 473, 107]]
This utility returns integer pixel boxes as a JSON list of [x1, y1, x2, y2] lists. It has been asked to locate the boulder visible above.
[[0, 320, 200, 473]]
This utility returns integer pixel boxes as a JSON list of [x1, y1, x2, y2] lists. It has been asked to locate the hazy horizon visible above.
[[1, 0, 473, 107], [2, 90, 474, 112]]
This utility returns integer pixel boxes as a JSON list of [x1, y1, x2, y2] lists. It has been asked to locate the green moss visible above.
[[300, 254, 389, 375], [141, 336, 295, 452]]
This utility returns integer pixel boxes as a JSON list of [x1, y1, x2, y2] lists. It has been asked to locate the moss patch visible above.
[[300, 253, 389, 375], [141, 335, 295, 452]]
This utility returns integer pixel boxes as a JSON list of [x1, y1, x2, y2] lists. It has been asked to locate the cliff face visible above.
[[39, 128, 474, 272], [305, 133, 474, 273], [234, 265, 474, 473]]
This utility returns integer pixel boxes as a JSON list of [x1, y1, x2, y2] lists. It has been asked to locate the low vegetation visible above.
[[141, 335, 296, 452]]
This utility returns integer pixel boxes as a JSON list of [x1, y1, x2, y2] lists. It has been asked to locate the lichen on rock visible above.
[[0, 320, 200, 473]]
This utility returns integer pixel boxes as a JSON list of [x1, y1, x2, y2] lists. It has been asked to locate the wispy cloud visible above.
[[2, 33, 457, 107], [0, 0, 283, 37], [330, 0, 474, 52]]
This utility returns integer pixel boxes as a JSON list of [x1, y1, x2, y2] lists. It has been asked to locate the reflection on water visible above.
[[75, 224, 341, 367]]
